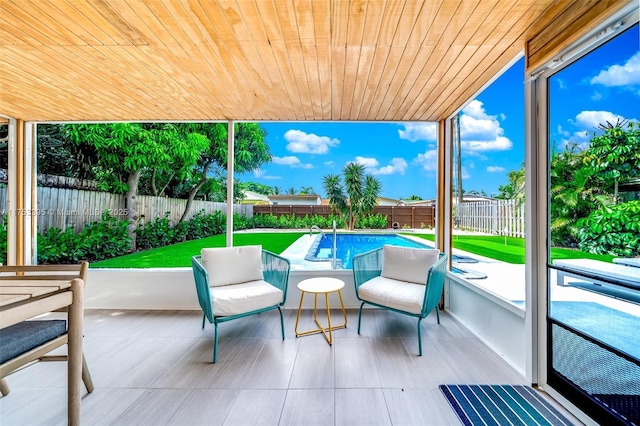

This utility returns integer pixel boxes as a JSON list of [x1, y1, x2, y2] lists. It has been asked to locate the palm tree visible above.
[[323, 163, 382, 230]]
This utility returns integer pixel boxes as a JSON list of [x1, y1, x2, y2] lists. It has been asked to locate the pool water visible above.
[[307, 234, 432, 269]]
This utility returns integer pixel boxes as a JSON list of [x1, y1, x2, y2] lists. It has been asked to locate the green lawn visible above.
[[406, 233, 615, 264], [93, 231, 615, 268], [91, 233, 305, 268]]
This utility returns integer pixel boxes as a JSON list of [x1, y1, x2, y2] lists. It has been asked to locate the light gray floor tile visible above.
[[335, 388, 392, 426], [279, 389, 334, 426]]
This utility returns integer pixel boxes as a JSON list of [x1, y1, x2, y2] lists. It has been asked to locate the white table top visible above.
[[297, 277, 345, 293]]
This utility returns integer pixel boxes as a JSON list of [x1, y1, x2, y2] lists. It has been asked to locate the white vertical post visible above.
[[6, 117, 17, 265], [226, 121, 234, 247]]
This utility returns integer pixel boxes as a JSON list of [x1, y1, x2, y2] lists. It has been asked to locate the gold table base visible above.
[[294, 289, 347, 345]]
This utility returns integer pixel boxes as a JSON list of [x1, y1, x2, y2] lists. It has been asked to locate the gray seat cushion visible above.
[[0, 320, 67, 364]]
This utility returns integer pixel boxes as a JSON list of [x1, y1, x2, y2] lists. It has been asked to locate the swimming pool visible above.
[[304, 233, 483, 277], [305, 233, 433, 269]]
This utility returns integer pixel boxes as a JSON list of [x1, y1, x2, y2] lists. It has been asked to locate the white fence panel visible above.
[[455, 199, 525, 238]]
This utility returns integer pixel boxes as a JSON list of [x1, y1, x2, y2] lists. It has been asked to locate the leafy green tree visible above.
[[65, 123, 209, 250], [582, 120, 640, 202], [242, 182, 273, 196], [286, 187, 297, 195], [576, 201, 640, 256], [299, 186, 316, 195], [272, 186, 281, 195], [496, 164, 525, 201], [177, 122, 271, 222], [322, 163, 382, 230]]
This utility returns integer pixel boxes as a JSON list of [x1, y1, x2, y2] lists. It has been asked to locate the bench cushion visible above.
[[358, 276, 425, 315], [201, 246, 264, 287], [210, 280, 283, 316], [381, 245, 439, 285], [0, 320, 67, 364]]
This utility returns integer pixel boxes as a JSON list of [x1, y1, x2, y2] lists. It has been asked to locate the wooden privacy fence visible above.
[[253, 204, 436, 229], [455, 199, 525, 237], [0, 187, 252, 233]]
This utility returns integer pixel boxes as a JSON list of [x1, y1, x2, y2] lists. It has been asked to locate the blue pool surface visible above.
[[305, 234, 438, 269], [307, 234, 429, 269]]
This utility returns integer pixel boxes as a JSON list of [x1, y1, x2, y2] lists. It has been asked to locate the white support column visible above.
[[441, 118, 453, 260], [525, 73, 548, 386], [6, 118, 17, 265], [23, 122, 36, 265], [226, 120, 234, 247], [5, 119, 36, 265]]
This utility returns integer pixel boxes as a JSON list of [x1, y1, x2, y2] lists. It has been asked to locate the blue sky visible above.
[[249, 25, 639, 200]]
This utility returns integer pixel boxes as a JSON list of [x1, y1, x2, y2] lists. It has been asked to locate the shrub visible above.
[[37, 210, 131, 263], [355, 213, 388, 229], [185, 210, 226, 239], [80, 211, 131, 261], [136, 213, 183, 250], [576, 201, 640, 257]]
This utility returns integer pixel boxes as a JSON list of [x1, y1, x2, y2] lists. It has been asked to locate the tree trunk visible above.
[[180, 178, 207, 223], [150, 169, 158, 196], [126, 169, 142, 252], [179, 160, 213, 223]]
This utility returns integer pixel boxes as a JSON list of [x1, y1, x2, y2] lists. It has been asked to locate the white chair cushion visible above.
[[210, 280, 284, 316], [201, 245, 264, 287], [381, 245, 439, 285], [358, 276, 425, 315]]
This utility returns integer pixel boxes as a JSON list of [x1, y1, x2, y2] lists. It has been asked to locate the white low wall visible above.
[[86, 268, 360, 311], [444, 273, 526, 375]]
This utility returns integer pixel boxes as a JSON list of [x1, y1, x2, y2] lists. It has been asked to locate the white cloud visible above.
[[284, 129, 339, 154], [272, 155, 313, 169], [324, 161, 334, 166], [413, 149, 438, 171], [352, 156, 408, 176], [398, 122, 438, 142], [591, 51, 640, 87], [558, 110, 639, 149], [459, 100, 513, 153], [574, 110, 628, 130], [486, 166, 505, 173], [253, 169, 281, 180], [353, 156, 379, 169]]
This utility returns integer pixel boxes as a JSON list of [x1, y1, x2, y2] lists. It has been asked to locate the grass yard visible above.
[[407, 233, 614, 264], [91, 232, 304, 268], [93, 231, 615, 268]]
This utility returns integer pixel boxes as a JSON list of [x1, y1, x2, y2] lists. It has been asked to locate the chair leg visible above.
[[436, 307, 440, 324], [213, 322, 219, 363], [277, 306, 285, 340], [81, 351, 95, 393], [357, 301, 365, 334], [202, 312, 206, 329], [0, 378, 10, 396], [417, 318, 423, 356]]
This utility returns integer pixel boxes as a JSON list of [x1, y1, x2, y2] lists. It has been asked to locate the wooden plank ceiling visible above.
[[0, 0, 587, 123]]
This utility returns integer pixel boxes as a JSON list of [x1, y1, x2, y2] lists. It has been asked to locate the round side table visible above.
[[294, 277, 348, 345]]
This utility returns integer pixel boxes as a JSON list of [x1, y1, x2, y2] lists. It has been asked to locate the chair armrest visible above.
[[421, 253, 448, 317], [352, 248, 383, 289], [191, 256, 214, 322], [261, 250, 291, 304]]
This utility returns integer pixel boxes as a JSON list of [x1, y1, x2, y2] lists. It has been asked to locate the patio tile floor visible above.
[[0, 308, 579, 425]]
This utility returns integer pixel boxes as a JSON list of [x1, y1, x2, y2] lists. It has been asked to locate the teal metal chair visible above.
[[191, 247, 290, 363], [352, 245, 448, 356]]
